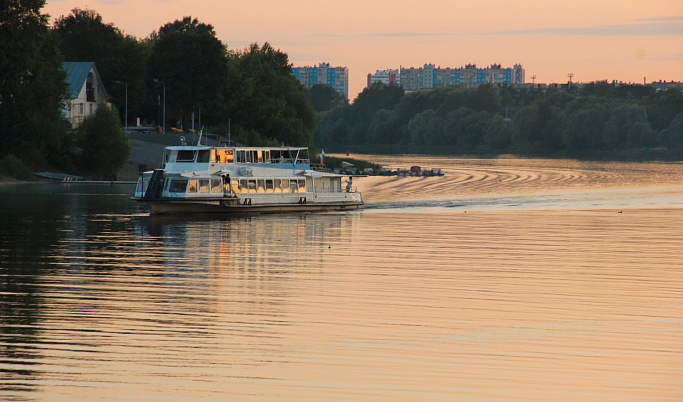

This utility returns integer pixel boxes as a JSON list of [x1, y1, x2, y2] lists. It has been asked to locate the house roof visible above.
[[63, 61, 95, 98]]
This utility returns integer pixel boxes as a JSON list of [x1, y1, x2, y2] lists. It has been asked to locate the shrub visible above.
[[0, 155, 36, 181]]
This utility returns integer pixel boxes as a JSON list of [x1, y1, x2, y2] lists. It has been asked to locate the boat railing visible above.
[[311, 163, 329, 172]]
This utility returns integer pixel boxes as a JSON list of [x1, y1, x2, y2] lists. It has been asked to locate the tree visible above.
[[314, 106, 350, 145], [53, 8, 148, 128], [368, 109, 400, 144], [482, 115, 514, 151], [77, 106, 131, 179], [0, 0, 70, 167], [563, 103, 610, 153], [309, 84, 345, 112], [602, 104, 654, 149], [466, 84, 500, 113], [512, 100, 564, 154], [148, 17, 228, 131], [645, 89, 683, 132], [226, 43, 315, 146], [348, 83, 404, 144], [657, 112, 683, 148]]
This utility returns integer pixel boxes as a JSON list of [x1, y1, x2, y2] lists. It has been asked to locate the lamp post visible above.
[[153, 78, 166, 135], [115, 80, 127, 133]]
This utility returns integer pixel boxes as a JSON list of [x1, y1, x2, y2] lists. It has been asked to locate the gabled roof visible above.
[[63, 61, 96, 98]]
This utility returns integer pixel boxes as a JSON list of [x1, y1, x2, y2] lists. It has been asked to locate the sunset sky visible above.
[[44, 0, 683, 100]]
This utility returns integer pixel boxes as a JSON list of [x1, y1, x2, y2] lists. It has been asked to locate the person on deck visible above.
[[346, 177, 353, 192]]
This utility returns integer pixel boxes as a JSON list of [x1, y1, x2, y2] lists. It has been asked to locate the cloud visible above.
[[494, 21, 683, 37], [635, 16, 683, 22], [645, 52, 683, 61], [367, 32, 452, 38]]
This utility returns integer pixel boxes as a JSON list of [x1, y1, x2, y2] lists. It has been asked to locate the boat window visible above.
[[211, 179, 222, 193], [170, 180, 188, 193], [281, 179, 290, 193], [135, 178, 145, 193], [216, 149, 227, 163], [257, 150, 263, 163], [245, 151, 252, 163], [199, 179, 210, 193], [290, 180, 298, 193], [197, 150, 210, 163], [257, 179, 265, 193], [177, 150, 194, 162], [264, 151, 270, 163], [265, 180, 274, 193], [273, 179, 281, 193], [232, 182, 241, 194], [226, 150, 234, 163], [248, 179, 257, 193], [298, 179, 306, 192], [188, 179, 198, 193], [164, 179, 171, 193]]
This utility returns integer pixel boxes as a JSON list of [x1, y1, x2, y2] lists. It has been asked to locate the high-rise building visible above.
[[368, 63, 525, 91], [292, 63, 349, 100], [367, 69, 401, 87]]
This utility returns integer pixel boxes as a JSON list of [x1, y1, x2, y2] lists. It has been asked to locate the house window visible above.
[[86, 73, 95, 102]]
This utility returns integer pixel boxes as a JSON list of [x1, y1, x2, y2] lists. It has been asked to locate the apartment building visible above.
[[368, 63, 525, 91], [292, 63, 349, 99]]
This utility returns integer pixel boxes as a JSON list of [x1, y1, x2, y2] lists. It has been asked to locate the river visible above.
[[1, 156, 682, 400]]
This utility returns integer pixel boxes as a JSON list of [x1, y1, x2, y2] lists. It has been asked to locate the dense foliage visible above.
[[0, 0, 70, 170], [0, 4, 318, 179], [76, 105, 130, 179], [315, 83, 683, 157]]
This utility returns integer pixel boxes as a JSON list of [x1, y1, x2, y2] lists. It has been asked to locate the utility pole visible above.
[[153, 79, 166, 135], [115, 80, 127, 133], [531, 75, 536, 85]]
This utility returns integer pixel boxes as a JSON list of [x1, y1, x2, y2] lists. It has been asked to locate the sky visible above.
[[44, 0, 683, 100]]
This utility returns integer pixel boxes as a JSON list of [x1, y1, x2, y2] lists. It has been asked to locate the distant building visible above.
[[63, 62, 110, 128], [368, 63, 525, 91], [367, 69, 400, 87], [651, 80, 683, 91], [292, 63, 349, 100]]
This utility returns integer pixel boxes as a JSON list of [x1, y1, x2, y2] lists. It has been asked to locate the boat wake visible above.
[[363, 188, 683, 213]]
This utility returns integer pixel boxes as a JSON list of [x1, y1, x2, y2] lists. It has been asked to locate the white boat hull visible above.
[[134, 197, 363, 215]]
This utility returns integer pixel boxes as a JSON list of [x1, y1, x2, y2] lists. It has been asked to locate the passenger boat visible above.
[[132, 143, 364, 215]]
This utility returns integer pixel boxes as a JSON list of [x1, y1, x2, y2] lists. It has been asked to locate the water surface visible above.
[[1, 157, 682, 400]]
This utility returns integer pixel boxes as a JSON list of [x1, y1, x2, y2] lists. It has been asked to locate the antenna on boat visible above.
[[196, 126, 204, 146]]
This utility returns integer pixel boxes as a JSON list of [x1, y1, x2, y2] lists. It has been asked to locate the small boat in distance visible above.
[[132, 141, 364, 215]]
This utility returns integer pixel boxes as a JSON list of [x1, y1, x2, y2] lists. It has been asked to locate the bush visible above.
[[0, 155, 36, 181], [77, 105, 131, 179]]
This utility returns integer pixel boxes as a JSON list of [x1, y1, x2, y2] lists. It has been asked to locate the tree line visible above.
[[1, 3, 315, 178], [314, 82, 683, 158]]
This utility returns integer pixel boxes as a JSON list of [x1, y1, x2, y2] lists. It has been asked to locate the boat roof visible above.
[[298, 170, 366, 178], [165, 145, 309, 151]]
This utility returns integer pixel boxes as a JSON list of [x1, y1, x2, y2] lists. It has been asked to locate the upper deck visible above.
[[162, 146, 312, 174]]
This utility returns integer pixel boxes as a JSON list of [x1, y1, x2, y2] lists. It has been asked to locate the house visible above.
[[63, 62, 110, 128]]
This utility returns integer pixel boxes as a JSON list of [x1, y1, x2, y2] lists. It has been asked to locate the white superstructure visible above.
[[132, 144, 364, 215]]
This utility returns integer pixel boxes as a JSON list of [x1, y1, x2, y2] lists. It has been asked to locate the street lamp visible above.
[[153, 78, 165, 135], [115, 80, 127, 133]]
